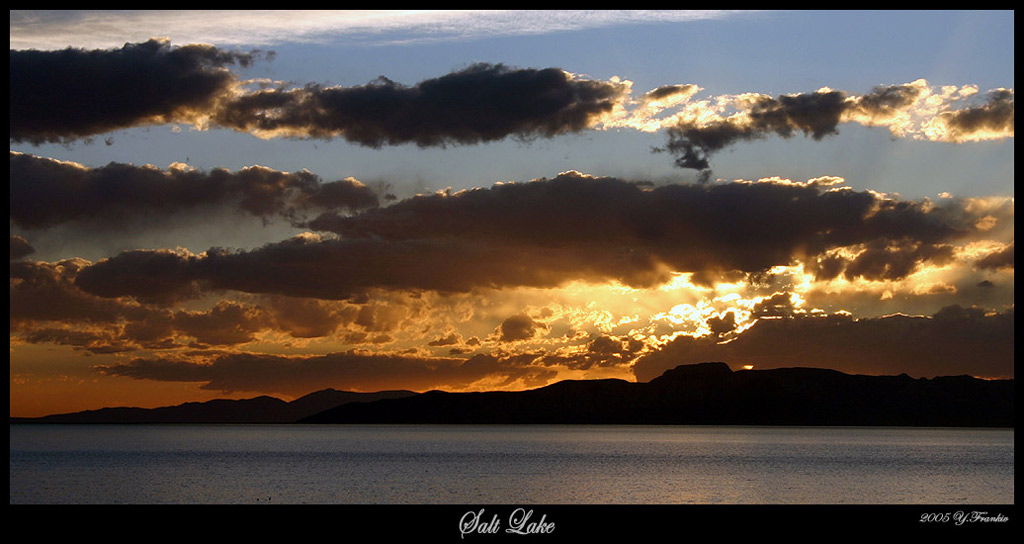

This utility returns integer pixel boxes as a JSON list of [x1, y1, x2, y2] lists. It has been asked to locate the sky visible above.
[[9, 10, 1014, 417]]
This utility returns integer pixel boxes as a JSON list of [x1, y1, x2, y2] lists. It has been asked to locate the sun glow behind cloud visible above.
[[605, 78, 1015, 147], [10, 166, 1013, 409]]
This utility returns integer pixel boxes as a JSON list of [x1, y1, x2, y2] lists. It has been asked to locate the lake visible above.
[[9, 424, 1014, 504]]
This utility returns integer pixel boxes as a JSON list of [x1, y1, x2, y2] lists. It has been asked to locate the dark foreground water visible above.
[[9, 424, 1014, 504]]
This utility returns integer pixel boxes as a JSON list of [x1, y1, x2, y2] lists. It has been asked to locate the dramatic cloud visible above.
[[8, 14, 1014, 424], [10, 38, 266, 144], [633, 305, 1015, 381], [72, 173, 1005, 302], [659, 81, 1015, 170], [10, 151, 378, 230], [213, 63, 630, 146]]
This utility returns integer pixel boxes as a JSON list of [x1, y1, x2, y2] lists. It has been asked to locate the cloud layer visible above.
[[10, 151, 378, 229], [11, 39, 1013, 172], [10, 40, 629, 149], [10, 257, 384, 353], [214, 63, 630, 146], [10, 173, 1014, 402], [71, 172, 1007, 302], [10, 10, 739, 50]]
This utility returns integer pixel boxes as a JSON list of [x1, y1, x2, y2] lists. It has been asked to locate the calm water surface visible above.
[[9, 424, 1014, 504]]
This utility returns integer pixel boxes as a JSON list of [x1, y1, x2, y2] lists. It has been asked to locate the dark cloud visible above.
[[11, 258, 133, 323], [262, 295, 358, 339], [642, 84, 698, 103], [10, 235, 35, 260], [73, 248, 206, 304], [9, 258, 181, 353], [74, 234, 667, 301], [313, 172, 970, 250], [170, 301, 267, 346], [497, 314, 547, 342], [212, 63, 629, 146], [536, 334, 645, 371], [11, 39, 625, 148], [664, 90, 847, 170], [10, 151, 379, 230], [633, 305, 1015, 381], [10, 38, 267, 144], [805, 252, 847, 281], [844, 82, 926, 120], [940, 89, 1014, 142], [752, 292, 797, 318], [707, 311, 737, 337], [975, 243, 1014, 270], [842, 239, 956, 282], [662, 82, 930, 171], [74, 173, 1000, 301], [428, 331, 463, 346]]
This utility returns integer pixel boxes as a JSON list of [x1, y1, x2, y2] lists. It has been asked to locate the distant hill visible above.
[[12, 363, 1014, 427], [11, 389, 417, 423], [299, 363, 1014, 427]]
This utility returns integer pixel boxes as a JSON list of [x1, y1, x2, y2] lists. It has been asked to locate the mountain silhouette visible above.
[[299, 363, 1013, 426], [12, 363, 1013, 426], [13, 389, 416, 423]]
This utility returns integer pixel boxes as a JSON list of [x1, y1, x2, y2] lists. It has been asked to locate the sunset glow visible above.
[[9, 10, 1014, 418]]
